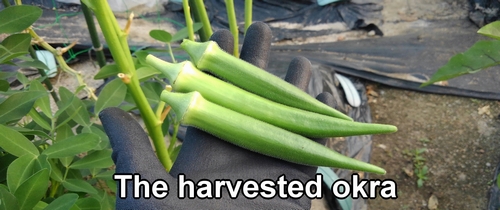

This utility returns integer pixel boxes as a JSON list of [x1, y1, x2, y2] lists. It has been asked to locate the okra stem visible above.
[[181, 39, 353, 121], [147, 56, 397, 138], [161, 91, 386, 174]]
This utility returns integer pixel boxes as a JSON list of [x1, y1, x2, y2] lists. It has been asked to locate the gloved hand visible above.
[[99, 22, 336, 209]]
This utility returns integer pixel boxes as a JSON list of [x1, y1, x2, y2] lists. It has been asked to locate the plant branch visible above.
[[225, 0, 239, 57], [88, 0, 172, 170], [189, 0, 212, 41], [81, 1, 107, 68], [182, 0, 195, 41], [244, 0, 252, 34]]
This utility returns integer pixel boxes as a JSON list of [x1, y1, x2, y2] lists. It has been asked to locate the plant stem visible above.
[[28, 46, 59, 102], [244, 0, 252, 34], [225, 0, 239, 57], [189, 0, 212, 41], [182, 0, 195, 41], [81, 1, 107, 68], [89, 0, 172, 171], [167, 43, 176, 63]]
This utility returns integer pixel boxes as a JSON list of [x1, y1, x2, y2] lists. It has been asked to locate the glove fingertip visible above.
[[316, 92, 337, 109], [209, 29, 234, 55], [240, 21, 272, 69], [285, 56, 312, 91]]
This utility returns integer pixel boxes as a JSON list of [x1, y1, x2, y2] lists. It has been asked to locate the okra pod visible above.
[[161, 90, 386, 174], [180, 39, 353, 121], [146, 56, 397, 138]]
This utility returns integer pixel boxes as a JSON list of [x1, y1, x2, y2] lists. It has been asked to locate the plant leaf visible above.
[[62, 179, 97, 195], [93, 64, 120, 80], [42, 133, 100, 158], [0, 185, 18, 210], [95, 169, 115, 181], [15, 59, 49, 70], [49, 161, 64, 182], [58, 87, 91, 127], [421, 40, 500, 87], [94, 78, 127, 115], [7, 154, 37, 193], [0, 5, 42, 34], [0, 124, 39, 157], [171, 22, 203, 42], [42, 193, 78, 210], [28, 109, 52, 131], [0, 154, 16, 183], [14, 169, 49, 210], [150, 29, 172, 43], [0, 90, 46, 124], [59, 157, 74, 168], [478, 21, 500, 40], [0, 34, 31, 63], [55, 124, 73, 141], [0, 80, 9, 92], [74, 197, 101, 210], [82, 125, 109, 150], [29, 80, 52, 118], [137, 66, 161, 82], [33, 201, 48, 210], [9, 126, 51, 140], [69, 150, 113, 169]]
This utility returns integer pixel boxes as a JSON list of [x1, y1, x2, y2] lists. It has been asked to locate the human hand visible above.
[[99, 22, 335, 209]]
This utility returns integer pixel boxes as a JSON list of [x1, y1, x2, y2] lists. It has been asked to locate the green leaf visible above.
[[59, 87, 91, 127], [42, 133, 100, 158], [34, 154, 51, 175], [74, 197, 101, 210], [0, 90, 46, 124], [421, 40, 500, 87], [150, 29, 172, 43], [170, 145, 182, 163], [82, 125, 109, 150], [49, 161, 64, 182], [0, 154, 16, 183], [105, 179, 117, 193], [91, 190, 114, 210], [0, 80, 9, 92], [62, 179, 97, 195], [0, 124, 39, 157], [69, 150, 113, 169], [7, 154, 37, 193], [33, 201, 48, 210], [478, 21, 500, 40], [54, 93, 74, 119], [0, 186, 18, 210], [55, 124, 73, 141], [0, 6, 42, 34], [15, 72, 30, 87], [141, 81, 163, 105], [9, 126, 51, 140], [14, 169, 49, 210], [497, 174, 500, 189], [93, 64, 119, 80], [171, 22, 203, 42], [94, 78, 127, 115], [29, 80, 52, 118], [59, 157, 74, 168], [15, 60, 50, 70], [28, 109, 52, 131], [94, 169, 115, 181], [43, 193, 78, 210], [0, 34, 31, 63], [137, 66, 161, 82]]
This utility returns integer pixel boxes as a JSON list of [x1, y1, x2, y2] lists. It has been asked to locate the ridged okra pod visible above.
[[146, 55, 397, 138], [161, 90, 386, 174], [180, 39, 353, 121]]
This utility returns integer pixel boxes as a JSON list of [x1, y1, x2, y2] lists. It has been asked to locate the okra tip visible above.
[[145, 55, 188, 83], [160, 91, 198, 122], [181, 39, 218, 66]]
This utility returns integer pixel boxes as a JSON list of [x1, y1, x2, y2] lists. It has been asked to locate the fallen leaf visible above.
[[428, 194, 438, 210], [478, 105, 491, 117]]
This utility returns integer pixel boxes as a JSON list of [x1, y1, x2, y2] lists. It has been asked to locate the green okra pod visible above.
[[180, 39, 353, 121], [146, 55, 397, 138], [161, 90, 386, 174]]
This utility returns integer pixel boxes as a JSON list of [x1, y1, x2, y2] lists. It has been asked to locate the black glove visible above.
[[100, 22, 335, 209]]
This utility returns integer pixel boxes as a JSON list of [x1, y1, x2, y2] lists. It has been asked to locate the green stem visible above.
[[89, 0, 172, 170], [189, 0, 212, 41], [244, 0, 252, 34], [167, 43, 176, 63], [28, 46, 59, 102], [182, 0, 195, 41], [81, 1, 107, 68], [224, 0, 239, 57], [49, 181, 60, 198]]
